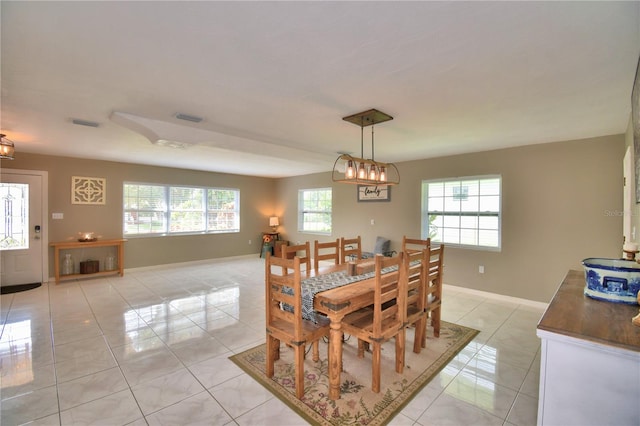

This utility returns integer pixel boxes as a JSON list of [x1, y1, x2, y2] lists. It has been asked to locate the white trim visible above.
[[1, 168, 49, 284], [444, 283, 549, 310]]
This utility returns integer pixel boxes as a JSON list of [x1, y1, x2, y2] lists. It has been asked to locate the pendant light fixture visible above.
[[332, 109, 399, 185], [0, 134, 15, 160]]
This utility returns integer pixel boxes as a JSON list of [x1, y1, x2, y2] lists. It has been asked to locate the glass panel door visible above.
[[0, 183, 29, 250]]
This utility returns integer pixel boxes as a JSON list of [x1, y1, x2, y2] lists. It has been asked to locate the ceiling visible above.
[[1, 1, 639, 178]]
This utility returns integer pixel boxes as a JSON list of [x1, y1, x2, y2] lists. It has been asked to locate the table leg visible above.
[[53, 247, 60, 284], [328, 316, 343, 400], [117, 242, 125, 277]]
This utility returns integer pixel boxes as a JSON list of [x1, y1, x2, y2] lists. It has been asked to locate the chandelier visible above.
[[0, 134, 15, 160], [332, 109, 399, 185]]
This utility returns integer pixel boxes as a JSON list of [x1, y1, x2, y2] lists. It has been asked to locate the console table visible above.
[[50, 239, 127, 284], [536, 270, 640, 425]]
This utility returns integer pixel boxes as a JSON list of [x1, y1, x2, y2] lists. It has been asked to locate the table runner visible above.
[[282, 265, 400, 323]]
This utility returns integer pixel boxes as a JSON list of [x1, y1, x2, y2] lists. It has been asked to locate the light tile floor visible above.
[[1, 256, 545, 425]]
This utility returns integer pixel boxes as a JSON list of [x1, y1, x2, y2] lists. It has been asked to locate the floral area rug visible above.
[[229, 321, 478, 425]]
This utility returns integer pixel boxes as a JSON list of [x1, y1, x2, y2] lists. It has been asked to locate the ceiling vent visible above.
[[72, 118, 100, 127], [175, 113, 203, 123]]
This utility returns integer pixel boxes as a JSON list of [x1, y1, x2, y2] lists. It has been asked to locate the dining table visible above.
[[300, 258, 405, 401]]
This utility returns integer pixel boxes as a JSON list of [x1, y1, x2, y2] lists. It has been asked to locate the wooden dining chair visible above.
[[404, 248, 428, 354], [402, 236, 430, 254], [265, 253, 330, 399], [425, 243, 444, 341], [281, 241, 311, 274], [313, 239, 339, 271], [341, 253, 407, 393], [340, 236, 362, 264]]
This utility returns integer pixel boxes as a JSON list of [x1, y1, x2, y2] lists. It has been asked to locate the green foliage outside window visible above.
[[124, 183, 239, 236]]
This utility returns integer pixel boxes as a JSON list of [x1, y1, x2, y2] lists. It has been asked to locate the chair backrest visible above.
[[402, 236, 430, 255], [265, 253, 304, 342], [405, 248, 427, 311], [314, 239, 339, 271], [427, 243, 444, 294], [372, 253, 407, 340], [282, 241, 311, 273], [340, 236, 362, 263]]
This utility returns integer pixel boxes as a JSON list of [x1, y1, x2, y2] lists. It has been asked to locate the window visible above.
[[124, 183, 240, 236], [422, 176, 501, 250], [298, 188, 332, 234]]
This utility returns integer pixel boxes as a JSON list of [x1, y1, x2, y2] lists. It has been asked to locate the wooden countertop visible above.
[[537, 270, 640, 353]]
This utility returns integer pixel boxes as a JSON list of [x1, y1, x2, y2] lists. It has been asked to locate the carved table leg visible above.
[[328, 316, 343, 400]]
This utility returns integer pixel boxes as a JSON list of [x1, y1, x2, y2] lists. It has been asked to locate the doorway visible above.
[[1, 169, 48, 287]]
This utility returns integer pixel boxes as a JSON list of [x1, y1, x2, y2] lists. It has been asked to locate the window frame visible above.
[[421, 175, 502, 251], [123, 182, 240, 237], [298, 187, 332, 235]]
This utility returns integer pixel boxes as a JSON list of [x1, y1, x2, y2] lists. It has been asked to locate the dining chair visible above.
[[404, 248, 428, 354], [341, 253, 407, 393], [313, 239, 340, 271], [425, 243, 444, 341], [402, 236, 430, 254], [281, 241, 311, 274], [265, 253, 330, 399], [340, 236, 362, 263]]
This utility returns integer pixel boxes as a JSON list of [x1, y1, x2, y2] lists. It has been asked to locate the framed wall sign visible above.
[[357, 185, 391, 202]]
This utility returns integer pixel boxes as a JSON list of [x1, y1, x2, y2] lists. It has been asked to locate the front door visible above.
[[1, 171, 45, 286]]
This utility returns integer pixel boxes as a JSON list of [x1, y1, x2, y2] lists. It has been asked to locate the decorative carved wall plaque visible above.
[[72, 176, 106, 205]]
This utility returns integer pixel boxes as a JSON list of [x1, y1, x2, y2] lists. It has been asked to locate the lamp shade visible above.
[[269, 216, 279, 227], [0, 134, 15, 160]]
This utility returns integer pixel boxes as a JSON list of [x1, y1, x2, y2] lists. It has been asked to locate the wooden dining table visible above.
[[307, 259, 399, 401]]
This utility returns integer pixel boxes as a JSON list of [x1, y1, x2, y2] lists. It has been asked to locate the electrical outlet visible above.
[[248, 239, 251, 245], [370, 219, 375, 225], [479, 265, 485, 274], [52, 212, 63, 219]]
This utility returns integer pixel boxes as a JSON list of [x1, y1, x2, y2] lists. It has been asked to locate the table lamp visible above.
[[269, 216, 279, 232]]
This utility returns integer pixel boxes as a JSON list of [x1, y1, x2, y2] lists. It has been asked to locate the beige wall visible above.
[[4, 134, 624, 303], [3, 153, 276, 276], [277, 134, 625, 303]]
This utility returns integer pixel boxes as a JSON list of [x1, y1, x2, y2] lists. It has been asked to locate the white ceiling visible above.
[[1, 1, 639, 178]]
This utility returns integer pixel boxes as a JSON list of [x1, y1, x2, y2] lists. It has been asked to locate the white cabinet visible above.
[[536, 270, 640, 426]]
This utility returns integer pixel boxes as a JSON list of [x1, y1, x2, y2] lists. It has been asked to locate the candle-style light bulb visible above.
[[368, 164, 378, 181], [379, 166, 387, 182], [357, 162, 367, 179], [345, 160, 355, 179]]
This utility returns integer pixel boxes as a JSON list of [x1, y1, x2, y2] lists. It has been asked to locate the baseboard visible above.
[[48, 253, 258, 282], [444, 283, 549, 310], [123, 253, 258, 273]]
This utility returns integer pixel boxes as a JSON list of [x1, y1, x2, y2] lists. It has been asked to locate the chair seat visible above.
[[268, 315, 330, 343], [342, 310, 404, 343]]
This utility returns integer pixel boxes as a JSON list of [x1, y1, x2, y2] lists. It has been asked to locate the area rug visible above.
[[0, 282, 41, 294], [230, 321, 478, 425]]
